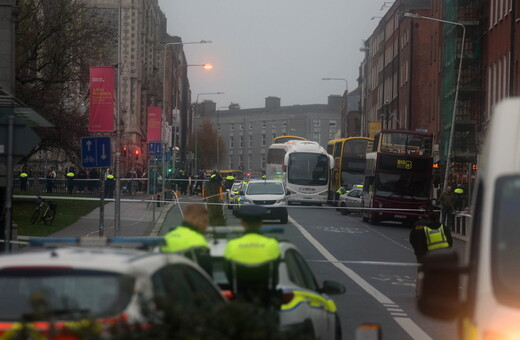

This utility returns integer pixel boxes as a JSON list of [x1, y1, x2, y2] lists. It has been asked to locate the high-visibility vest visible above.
[[19, 173, 28, 178], [226, 175, 235, 180], [211, 174, 217, 179], [107, 174, 115, 180], [336, 187, 346, 195], [424, 225, 450, 251], [454, 188, 464, 194], [225, 233, 280, 266], [66, 172, 75, 178], [161, 226, 209, 253]]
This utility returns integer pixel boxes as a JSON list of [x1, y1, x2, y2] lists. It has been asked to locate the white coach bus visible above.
[[283, 141, 333, 205]]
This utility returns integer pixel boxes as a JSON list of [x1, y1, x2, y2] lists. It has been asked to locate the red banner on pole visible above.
[[89, 67, 115, 132], [147, 107, 162, 142]]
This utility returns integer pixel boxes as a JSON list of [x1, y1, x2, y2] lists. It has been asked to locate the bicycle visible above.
[[31, 196, 57, 225]]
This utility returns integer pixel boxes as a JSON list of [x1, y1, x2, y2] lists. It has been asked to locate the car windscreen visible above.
[[0, 268, 134, 321], [246, 182, 284, 195], [492, 175, 520, 307]]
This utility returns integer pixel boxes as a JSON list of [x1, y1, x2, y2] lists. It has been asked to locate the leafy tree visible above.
[[15, 0, 116, 164], [189, 119, 226, 171]]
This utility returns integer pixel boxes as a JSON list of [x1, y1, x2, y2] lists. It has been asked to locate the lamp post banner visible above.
[[147, 106, 162, 142], [89, 66, 115, 132]]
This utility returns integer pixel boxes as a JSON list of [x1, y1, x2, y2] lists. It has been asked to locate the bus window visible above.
[[333, 141, 342, 158], [267, 149, 286, 164]]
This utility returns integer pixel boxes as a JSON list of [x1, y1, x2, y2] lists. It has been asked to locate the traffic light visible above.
[[134, 149, 140, 160], [168, 167, 172, 173], [122, 146, 128, 157]]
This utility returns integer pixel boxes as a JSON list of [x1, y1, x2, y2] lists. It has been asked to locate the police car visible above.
[[207, 227, 344, 339], [338, 187, 363, 215], [0, 237, 226, 338]]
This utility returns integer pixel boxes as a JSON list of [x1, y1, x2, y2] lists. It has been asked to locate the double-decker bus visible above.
[[283, 141, 333, 205], [273, 135, 307, 144], [327, 137, 373, 204], [361, 130, 433, 225]]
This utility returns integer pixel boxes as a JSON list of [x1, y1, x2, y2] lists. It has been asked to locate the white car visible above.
[[241, 180, 289, 224], [0, 239, 226, 337], [338, 187, 363, 215], [208, 229, 344, 339]]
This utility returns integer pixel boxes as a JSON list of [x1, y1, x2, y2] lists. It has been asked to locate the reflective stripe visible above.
[[225, 233, 280, 265], [66, 172, 75, 177], [107, 175, 115, 179], [280, 289, 337, 313], [162, 226, 209, 253], [454, 188, 464, 194], [19, 173, 28, 178], [424, 225, 449, 251]]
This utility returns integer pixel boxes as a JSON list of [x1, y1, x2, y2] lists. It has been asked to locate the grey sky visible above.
[[158, 0, 385, 109]]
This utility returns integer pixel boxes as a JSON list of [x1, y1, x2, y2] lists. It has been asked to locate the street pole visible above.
[[403, 13, 466, 192], [114, 0, 122, 237]]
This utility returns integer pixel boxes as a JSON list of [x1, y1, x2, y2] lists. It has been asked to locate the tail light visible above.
[[221, 290, 235, 300]]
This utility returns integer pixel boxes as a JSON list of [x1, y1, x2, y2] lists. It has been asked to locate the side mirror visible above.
[[320, 280, 345, 295], [418, 249, 462, 320]]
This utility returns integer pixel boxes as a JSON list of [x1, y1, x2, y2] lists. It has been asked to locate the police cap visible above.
[[237, 205, 267, 222]]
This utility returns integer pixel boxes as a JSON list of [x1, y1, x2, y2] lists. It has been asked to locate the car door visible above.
[[346, 189, 362, 210], [284, 249, 331, 338]]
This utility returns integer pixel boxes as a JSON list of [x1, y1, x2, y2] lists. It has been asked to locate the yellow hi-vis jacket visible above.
[[161, 226, 209, 253], [225, 233, 280, 265], [424, 225, 450, 251], [19, 173, 28, 178]]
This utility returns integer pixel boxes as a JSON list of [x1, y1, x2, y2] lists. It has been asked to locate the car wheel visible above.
[[340, 203, 349, 215], [334, 313, 342, 340], [299, 320, 315, 340]]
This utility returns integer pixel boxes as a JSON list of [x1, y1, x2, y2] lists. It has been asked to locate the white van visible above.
[[419, 98, 520, 339]]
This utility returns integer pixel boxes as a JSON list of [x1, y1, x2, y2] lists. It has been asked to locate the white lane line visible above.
[[289, 216, 433, 340], [307, 260, 419, 267], [391, 313, 408, 317], [387, 308, 405, 312]]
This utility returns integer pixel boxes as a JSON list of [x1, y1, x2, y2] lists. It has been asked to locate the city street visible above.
[[160, 200, 464, 339]]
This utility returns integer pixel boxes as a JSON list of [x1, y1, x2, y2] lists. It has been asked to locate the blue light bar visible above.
[[29, 237, 166, 248]]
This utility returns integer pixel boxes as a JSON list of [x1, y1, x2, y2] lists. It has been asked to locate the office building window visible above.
[[249, 122, 253, 130], [272, 121, 277, 129], [313, 132, 321, 144], [230, 124, 234, 132], [262, 121, 266, 128], [240, 123, 244, 130], [248, 135, 253, 147], [282, 121, 287, 128], [239, 136, 243, 148], [261, 154, 266, 169], [230, 136, 234, 148], [261, 134, 266, 146], [313, 119, 320, 127]]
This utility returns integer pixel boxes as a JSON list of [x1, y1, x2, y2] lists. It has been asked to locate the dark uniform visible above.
[[224, 205, 281, 308]]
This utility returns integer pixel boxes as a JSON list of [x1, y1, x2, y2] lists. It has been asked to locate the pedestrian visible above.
[[19, 169, 29, 192], [409, 206, 453, 297], [224, 205, 281, 309], [66, 168, 75, 194], [453, 184, 465, 212], [77, 168, 87, 193], [179, 170, 188, 195], [161, 204, 212, 276], [105, 171, 115, 198], [439, 186, 455, 229], [46, 168, 56, 193]]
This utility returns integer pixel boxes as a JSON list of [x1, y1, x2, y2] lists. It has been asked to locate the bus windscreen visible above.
[[288, 153, 328, 186], [375, 173, 430, 200]]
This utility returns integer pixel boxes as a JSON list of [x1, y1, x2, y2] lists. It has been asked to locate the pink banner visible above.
[[147, 107, 162, 142], [89, 67, 115, 132]]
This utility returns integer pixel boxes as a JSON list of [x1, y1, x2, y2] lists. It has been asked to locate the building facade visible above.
[[195, 96, 341, 172]]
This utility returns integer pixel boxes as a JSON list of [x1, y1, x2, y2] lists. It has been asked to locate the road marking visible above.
[[288, 215, 433, 340], [307, 260, 418, 267]]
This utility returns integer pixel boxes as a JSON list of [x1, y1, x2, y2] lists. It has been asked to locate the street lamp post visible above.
[[404, 12, 466, 192], [193, 92, 224, 172], [322, 77, 349, 136]]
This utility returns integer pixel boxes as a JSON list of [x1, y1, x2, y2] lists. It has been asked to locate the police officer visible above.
[[66, 168, 75, 194], [105, 171, 115, 198], [409, 207, 453, 296], [224, 205, 281, 307], [162, 204, 212, 276], [225, 174, 235, 190], [454, 184, 465, 212], [19, 171, 29, 192]]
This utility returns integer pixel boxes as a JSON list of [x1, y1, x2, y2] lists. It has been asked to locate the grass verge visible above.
[[13, 198, 101, 237]]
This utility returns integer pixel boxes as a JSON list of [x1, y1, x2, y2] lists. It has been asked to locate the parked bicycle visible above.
[[31, 195, 57, 225]]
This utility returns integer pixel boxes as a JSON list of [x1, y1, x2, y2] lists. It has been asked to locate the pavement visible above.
[[49, 194, 175, 238]]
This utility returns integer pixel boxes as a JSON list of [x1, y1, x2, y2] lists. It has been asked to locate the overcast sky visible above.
[[158, 0, 385, 109]]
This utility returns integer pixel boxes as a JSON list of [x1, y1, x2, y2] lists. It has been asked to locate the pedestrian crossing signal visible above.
[[134, 149, 140, 160]]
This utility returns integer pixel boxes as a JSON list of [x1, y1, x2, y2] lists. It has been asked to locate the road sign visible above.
[[81, 137, 111, 168], [148, 142, 162, 156]]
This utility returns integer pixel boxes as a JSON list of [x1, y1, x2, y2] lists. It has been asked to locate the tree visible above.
[[15, 0, 116, 164], [189, 119, 226, 171]]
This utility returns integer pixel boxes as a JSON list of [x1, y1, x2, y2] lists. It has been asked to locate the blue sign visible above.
[[154, 151, 171, 161], [148, 142, 162, 156], [81, 137, 111, 168]]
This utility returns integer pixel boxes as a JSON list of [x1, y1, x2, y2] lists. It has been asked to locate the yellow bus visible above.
[[327, 137, 373, 204], [273, 135, 307, 144]]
